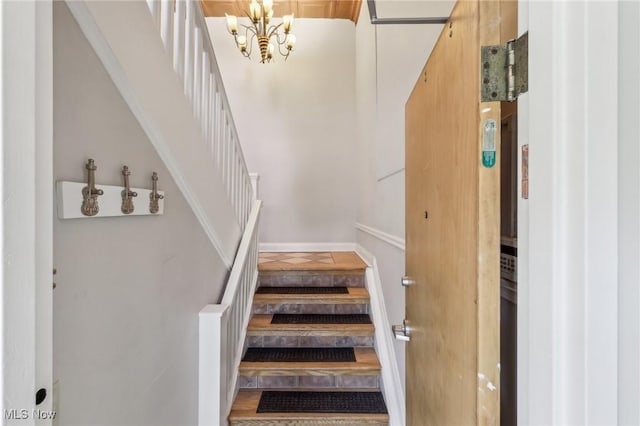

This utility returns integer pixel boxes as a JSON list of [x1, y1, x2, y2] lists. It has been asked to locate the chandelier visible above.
[[225, 0, 296, 63]]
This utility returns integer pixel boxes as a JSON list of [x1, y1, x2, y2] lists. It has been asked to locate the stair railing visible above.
[[144, 2, 261, 423], [146, 0, 253, 231], [199, 200, 262, 426]]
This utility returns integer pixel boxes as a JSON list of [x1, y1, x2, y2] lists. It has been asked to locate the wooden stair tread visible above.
[[229, 390, 389, 426], [248, 315, 375, 336], [258, 251, 367, 272], [253, 287, 369, 305], [239, 347, 381, 376]]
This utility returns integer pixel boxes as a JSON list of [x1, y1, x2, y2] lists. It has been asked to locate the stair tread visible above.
[[253, 287, 369, 305], [258, 251, 367, 272], [239, 347, 381, 376], [230, 390, 389, 425], [248, 315, 374, 337]]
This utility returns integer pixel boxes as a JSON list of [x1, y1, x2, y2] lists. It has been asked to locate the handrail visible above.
[[199, 200, 262, 426], [147, 0, 253, 231]]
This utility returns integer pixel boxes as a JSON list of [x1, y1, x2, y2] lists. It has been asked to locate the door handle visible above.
[[401, 276, 415, 287], [392, 319, 411, 342]]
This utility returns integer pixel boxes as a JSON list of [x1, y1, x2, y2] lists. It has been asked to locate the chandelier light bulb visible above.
[[225, 13, 238, 34], [249, 0, 260, 22], [263, 0, 273, 15], [237, 35, 247, 51], [286, 34, 296, 50], [283, 14, 294, 33]]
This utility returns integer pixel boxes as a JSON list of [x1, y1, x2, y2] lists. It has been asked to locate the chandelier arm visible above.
[[274, 31, 288, 46], [276, 41, 290, 57], [244, 30, 257, 58], [267, 23, 284, 39]]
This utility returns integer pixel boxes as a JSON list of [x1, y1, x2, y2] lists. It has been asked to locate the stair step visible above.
[[257, 287, 349, 294], [259, 271, 365, 288], [248, 315, 374, 337], [229, 390, 390, 426], [239, 347, 380, 377], [239, 375, 380, 389], [258, 252, 367, 272], [253, 287, 369, 306]]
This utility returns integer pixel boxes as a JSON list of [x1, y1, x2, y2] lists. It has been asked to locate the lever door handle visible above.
[[401, 276, 415, 287], [392, 319, 411, 342]]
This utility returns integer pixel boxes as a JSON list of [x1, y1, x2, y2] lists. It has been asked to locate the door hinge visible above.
[[481, 32, 528, 102]]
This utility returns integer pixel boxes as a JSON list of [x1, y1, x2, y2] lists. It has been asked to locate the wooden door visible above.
[[405, 0, 503, 424]]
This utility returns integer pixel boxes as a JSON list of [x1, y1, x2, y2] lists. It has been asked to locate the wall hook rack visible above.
[[57, 161, 165, 219]]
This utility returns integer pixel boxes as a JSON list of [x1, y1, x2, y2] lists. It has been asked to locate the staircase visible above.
[[228, 251, 390, 425]]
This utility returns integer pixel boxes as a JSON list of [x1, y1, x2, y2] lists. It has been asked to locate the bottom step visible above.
[[230, 390, 389, 426]]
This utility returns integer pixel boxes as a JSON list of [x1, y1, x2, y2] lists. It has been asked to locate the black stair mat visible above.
[[256, 286, 348, 294], [271, 314, 372, 325], [257, 391, 388, 414], [242, 347, 355, 363]]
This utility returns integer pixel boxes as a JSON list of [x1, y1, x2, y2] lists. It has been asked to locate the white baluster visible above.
[[184, 0, 194, 100], [160, 0, 173, 60], [202, 52, 210, 138], [173, 0, 185, 80], [208, 74, 215, 154], [148, 0, 161, 30], [215, 91, 222, 168], [193, 27, 202, 118]]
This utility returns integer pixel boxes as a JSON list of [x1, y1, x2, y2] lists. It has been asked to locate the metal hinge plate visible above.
[[481, 32, 528, 102]]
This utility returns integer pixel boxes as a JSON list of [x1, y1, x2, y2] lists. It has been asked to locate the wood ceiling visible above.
[[201, 0, 362, 24]]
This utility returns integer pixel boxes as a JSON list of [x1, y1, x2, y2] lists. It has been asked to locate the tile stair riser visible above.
[[252, 304, 369, 315], [229, 418, 389, 426], [239, 375, 380, 389], [258, 272, 365, 288], [247, 335, 375, 348]]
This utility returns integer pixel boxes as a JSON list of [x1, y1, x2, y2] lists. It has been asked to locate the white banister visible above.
[[143, 0, 254, 230], [199, 200, 262, 426]]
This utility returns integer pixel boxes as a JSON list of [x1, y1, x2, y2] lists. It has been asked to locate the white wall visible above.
[[206, 17, 357, 244], [354, 0, 453, 392], [52, 4, 227, 425]]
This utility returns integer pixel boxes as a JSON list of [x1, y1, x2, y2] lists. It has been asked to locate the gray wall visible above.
[[53, 4, 227, 425]]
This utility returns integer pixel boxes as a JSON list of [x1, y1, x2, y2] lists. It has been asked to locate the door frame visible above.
[[517, 1, 627, 424], [1, 0, 53, 422]]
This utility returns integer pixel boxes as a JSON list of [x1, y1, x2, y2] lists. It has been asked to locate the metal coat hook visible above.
[[81, 159, 104, 216], [149, 172, 164, 214], [120, 166, 138, 214]]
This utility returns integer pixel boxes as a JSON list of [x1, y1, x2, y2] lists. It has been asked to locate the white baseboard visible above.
[[258, 242, 358, 252], [355, 244, 406, 426]]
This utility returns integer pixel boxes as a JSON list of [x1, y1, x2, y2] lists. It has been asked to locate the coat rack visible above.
[[57, 159, 165, 219]]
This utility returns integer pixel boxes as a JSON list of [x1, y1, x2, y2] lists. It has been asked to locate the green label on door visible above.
[[482, 119, 497, 168]]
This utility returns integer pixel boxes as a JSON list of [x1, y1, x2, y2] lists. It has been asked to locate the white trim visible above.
[[520, 1, 623, 423], [258, 242, 358, 252], [355, 244, 405, 426], [1, 1, 53, 421], [355, 222, 405, 251]]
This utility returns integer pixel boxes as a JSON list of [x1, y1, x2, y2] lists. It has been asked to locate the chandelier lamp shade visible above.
[[225, 0, 296, 63]]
